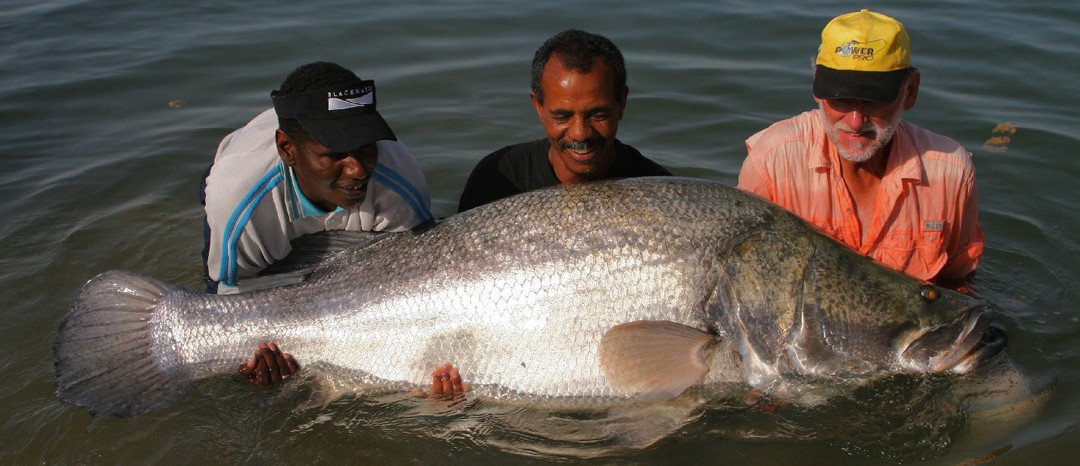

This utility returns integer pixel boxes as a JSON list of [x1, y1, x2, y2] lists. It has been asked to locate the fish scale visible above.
[[54, 177, 1003, 416]]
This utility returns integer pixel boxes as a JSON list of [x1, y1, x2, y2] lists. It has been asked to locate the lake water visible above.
[[2, 0, 1078, 464]]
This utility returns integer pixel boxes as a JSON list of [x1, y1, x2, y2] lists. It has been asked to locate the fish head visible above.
[[893, 285, 1007, 374], [773, 232, 1008, 378]]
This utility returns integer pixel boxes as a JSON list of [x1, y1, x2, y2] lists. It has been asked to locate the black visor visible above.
[[271, 80, 396, 152]]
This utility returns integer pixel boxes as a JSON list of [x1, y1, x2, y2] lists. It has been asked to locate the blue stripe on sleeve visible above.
[[373, 165, 433, 223], [218, 168, 283, 286]]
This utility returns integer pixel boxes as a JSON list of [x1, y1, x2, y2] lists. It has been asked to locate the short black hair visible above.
[[275, 62, 361, 142], [530, 29, 627, 104]]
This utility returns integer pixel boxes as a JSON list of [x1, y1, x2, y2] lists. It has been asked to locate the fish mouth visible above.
[[900, 306, 1007, 374]]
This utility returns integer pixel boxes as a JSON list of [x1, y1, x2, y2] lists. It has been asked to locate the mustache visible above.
[[334, 178, 370, 191], [834, 121, 877, 135], [559, 138, 604, 152]]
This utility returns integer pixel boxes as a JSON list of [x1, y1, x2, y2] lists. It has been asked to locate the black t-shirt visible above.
[[457, 138, 671, 212]]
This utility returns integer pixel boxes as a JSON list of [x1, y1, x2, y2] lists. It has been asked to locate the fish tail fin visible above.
[[54, 270, 189, 416]]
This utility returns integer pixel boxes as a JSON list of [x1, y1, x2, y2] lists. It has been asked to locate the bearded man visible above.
[[737, 10, 984, 288]]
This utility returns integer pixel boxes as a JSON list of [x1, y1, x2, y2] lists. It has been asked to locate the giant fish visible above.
[[54, 177, 1005, 417]]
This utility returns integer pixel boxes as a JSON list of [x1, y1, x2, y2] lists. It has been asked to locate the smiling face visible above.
[[531, 54, 627, 184], [275, 130, 379, 211], [816, 71, 920, 163]]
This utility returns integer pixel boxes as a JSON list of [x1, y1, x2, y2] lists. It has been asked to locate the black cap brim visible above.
[[813, 66, 908, 103], [298, 113, 396, 153]]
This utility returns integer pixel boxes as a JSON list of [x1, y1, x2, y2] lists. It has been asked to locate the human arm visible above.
[[202, 114, 294, 293], [368, 140, 434, 229], [457, 149, 524, 213], [736, 141, 777, 201], [204, 192, 292, 294], [936, 168, 985, 285], [610, 140, 673, 177]]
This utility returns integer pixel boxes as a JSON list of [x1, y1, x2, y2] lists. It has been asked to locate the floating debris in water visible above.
[[982, 122, 1016, 153], [168, 99, 187, 109]]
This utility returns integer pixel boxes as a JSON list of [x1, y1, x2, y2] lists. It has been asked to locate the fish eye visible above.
[[920, 285, 939, 302]]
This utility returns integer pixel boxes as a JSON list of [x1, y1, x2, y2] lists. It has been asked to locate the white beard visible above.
[[818, 105, 903, 164]]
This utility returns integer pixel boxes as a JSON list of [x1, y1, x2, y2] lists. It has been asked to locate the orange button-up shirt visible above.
[[738, 110, 983, 282]]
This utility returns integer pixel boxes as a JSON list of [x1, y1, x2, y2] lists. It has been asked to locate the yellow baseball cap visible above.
[[813, 9, 912, 103]]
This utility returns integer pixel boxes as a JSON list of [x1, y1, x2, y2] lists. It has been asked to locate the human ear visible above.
[[902, 70, 921, 110], [530, 91, 544, 120], [616, 85, 628, 120], [275, 130, 297, 166]]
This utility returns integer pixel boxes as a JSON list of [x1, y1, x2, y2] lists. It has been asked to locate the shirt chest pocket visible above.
[[874, 230, 947, 282]]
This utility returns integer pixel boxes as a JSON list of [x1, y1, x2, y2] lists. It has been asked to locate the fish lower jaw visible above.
[[927, 348, 979, 374], [938, 323, 1008, 374], [943, 356, 978, 374], [895, 342, 972, 374], [895, 307, 1000, 374]]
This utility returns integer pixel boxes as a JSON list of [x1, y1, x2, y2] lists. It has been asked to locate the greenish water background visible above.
[[1, 0, 1078, 463]]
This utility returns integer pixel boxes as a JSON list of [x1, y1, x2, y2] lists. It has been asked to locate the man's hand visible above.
[[430, 363, 469, 399], [237, 342, 300, 385]]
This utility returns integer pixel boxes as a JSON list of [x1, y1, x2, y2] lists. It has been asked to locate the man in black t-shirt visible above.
[[457, 29, 671, 212]]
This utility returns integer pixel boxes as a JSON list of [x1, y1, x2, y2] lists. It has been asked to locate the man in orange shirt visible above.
[[738, 10, 983, 288]]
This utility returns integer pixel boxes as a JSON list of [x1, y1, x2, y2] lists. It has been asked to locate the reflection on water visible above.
[[104, 352, 1044, 464], [982, 122, 1017, 153]]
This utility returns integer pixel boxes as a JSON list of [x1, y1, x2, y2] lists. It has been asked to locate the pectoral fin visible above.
[[599, 321, 719, 401]]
